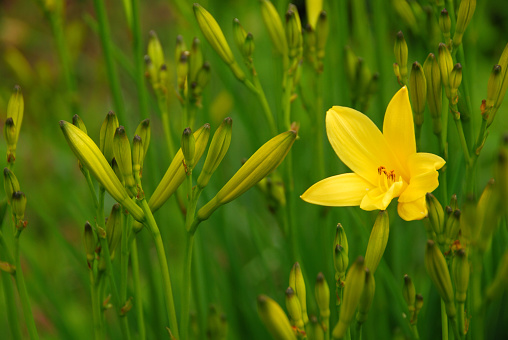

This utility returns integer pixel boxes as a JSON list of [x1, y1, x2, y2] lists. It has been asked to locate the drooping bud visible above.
[[356, 269, 375, 325], [134, 119, 151, 161], [181, 127, 196, 171], [409, 61, 427, 126], [453, 0, 476, 48], [197, 117, 233, 189], [423, 53, 442, 134], [99, 111, 120, 164], [394, 31, 408, 83], [4, 168, 20, 205], [11, 191, 27, 225], [403, 274, 416, 322], [452, 249, 469, 304], [260, 0, 288, 56], [285, 287, 304, 329], [332, 257, 366, 339], [113, 126, 135, 191], [72, 114, 88, 134], [189, 38, 203, 83], [364, 210, 389, 274], [424, 240, 456, 318], [84, 222, 96, 263], [257, 295, 297, 340], [289, 262, 308, 324], [315, 273, 330, 319], [449, 63, 463, 104], [106, 203, 122, 256]]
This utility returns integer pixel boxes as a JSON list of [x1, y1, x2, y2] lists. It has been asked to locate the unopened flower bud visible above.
[[175, 35, 187, 67], [135, 119, 151, 160], [181, 127, 196, 171], [449, 63, 463, 103], [100, 111, 119, 164], [452, 249, 469, 304], [260, 0, 288, 56], [365, 210, 389, 274], [84, 222, 96, 263], [3, 168, 20, 205], [177, 51, 189, 90], [189, 37, 203, 83], [4, 118, 17, 161], [11, 191, 26, 224], [415, 294, 424, 321], [285, 287, 304, 329], [257, 295, 296, 340], [113, 126, 135, 190], [356, 269, 375, 325], [315, 11, 328, 61], [6, 85, 23, 147], [132, 135, 144, 175], [315, 273, 330, 319], [394, 31, 408, 82], [106, 203, 122, 256], [285, 7, 302, 59], [485, 65, 503, 126], [493, 44, 508, 111], [192, 62, 211, 97], [310, 315, 324, 340], [409, 61, 427, 126], [403, 274, 416, 322], [334, 223, 349, 255], [242, 33, 255, 59], [438, 43, 453, 96], [72, 114, 88, 134], [148, 31, 165, 75], [445, 209, 461, 247], [423, 53, 442, 134], [426, 193, 445, 247], [289, 262, 308, 324], [439, 9, 451, 37], [334, 244, 349, 280], [345, 46, 358, 86], [453, 0, 476, 48], [233, 18, 247, 53]]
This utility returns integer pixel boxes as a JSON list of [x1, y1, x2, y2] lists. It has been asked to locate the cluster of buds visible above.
[[256, 171, 286, 214], [302, 11, 328, 73], [3, 85, 24, 164], [402, 275, 423, 325], [394, 31, 409, 86], [333, 223, 349, 288], [3, 168, 27, 229], [482, 44, 508, 127], [345, 46, 379, 111]]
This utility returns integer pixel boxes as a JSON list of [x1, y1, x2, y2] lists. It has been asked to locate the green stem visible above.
[[415, 124, 422, 152], [441, 299, 449, 340], [92, 0, 128, 126], [89, 269, 103, 340], [453, 116, 471, 166], [315, 72, 325, 179], [180, 232, 195, 340], [157, 95, 176, 158], [139, 199, 179, 338], [120, 212, 130, 304], [458, 302, 465, 340], [412, 324, 420, 340], [470, 252, 484, 340], [252, 71, 277, 135], [449, 318, 462, 340], [131, 239, 146, 340]]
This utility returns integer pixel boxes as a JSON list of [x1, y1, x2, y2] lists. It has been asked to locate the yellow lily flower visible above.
[[301, 87, 445, 221]]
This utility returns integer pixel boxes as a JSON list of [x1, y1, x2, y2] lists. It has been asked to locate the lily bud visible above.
[[113, 126, 135, 190], [315, 11, 328, 61], [332, 257, 366, 339], [426, 193, 445, 247], [11, 191, 26, 224], [149, 124, 210, 212], [494, 44, 508, 111], [439, 9, 451, 39], [289, 262, 308, 324], [177, 51, 189, 90], [452, 249, 469, 304], [148, 31, 165, 75], [285, 287, 304, 329], [403, 274, 416, 322], [192, 62, 211, 97], [364, 210, 389, 274], [189, 37, 203, 83], [423, 53, 442, 134], [106, 203, 122, 256], [445, 209, 461, 247], [409, 61, 427, 126], [243, 33, 255, 59], [257, 295, 297, 340], [132, 135, 143, 175], [260, 0, 288, 56], [356, 269, 375, 325], [60, 121, 144, 222], [175, 35, 187, 67], [197, 117, 232, 189], [135, 119, 151, 160], [196, 129, 297, 222], [394, 31, 408, 82], [72, 114, 88, 134], [6, 85, 23, 146], [334, 223, 349, 255], [233, 18, 247, 53], [424, 240, 456, 318], [4, 118, 17, 162], [450, 194, 458, 211], [415, 294, 424, 321], [438, 43, 453, 97], [4, 168, 20, 205], [285, 7, 302, 59], [449, 63, 463, 104], [485, 65, 502, 126], [315, 273, 330, 319], [99, 111, 119, 164], [310, 315, 324, 340], [453, 0, 476, 47], [84, 222, 96, 263], [334, 244, 349, 280], [181, 127, 196, 171]]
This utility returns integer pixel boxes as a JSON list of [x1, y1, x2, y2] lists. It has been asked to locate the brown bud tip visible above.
[[12, 191, 24, 199], [5, 118, 14, 125], [72, 114, 79, 125], [453, 63, 462, 71], [59, 120, 66, 128], [224, 116, 232, 125], [183, 127, 192, 136], [441, 8, 449, 15], [316, 272, 325, 282], [144, 55, 151, 64], [180, 51, 189, 62], [319, 10, 327, 19], [160, 64, 167, 71], [141, 119, 150, 127], [493, 64, 502, 74], [404, 274, 411, 283], [453, 209, 461, 218], [234, 18, 240, 24], [446, 206, 453, 214], [416, 294, 423, 301], [427, 239, 436, 247], [203, 61, 211, 70], [356, 256, 365, 264], [133, 135, 142, 142], [412, 61, 421, 69], [396, 31, 404, 40], [149, 30, 157, 38], [4, 168, 10, 176], [439, 42, 446, 48], [286, 287, 295, 296], [425, 192, 433, 200], [428, 52, 435, 58], [115, 126, 126, 136]]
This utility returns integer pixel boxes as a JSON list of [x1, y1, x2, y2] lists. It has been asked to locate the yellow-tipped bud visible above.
[[132, 135, 143, 175], [60, 121, 144, 222], [449, 63, 463, 103], [149, 124, 210, 212], [197, 117, 233, 189], [11, 191, 26, 225], [365, 210, 389, 274], [84, 222, 96, 263], [233, 18, 247, 53], [409, 61, 427, 126], [285, 287, 304, 329], [289, 262, 308, 324], [135, 119, 151, 158], [394, 31, 408, 82], [332, 257, 366, 339], [315, 11, 328, 61], [403, 274, 416, 322], [438, 43, 453, 97], [424, 240, 456, 318], [439, 9, 451, 37], [189, 37, 203, 83], [423, 53, 443, 134], [285, 7, 302, 59], [99, 111, 119, 164], [181, 127, 196, 171], [260, 0, 288, 56], [426, 193, 445, 247], [4, 168, 20, 205], [334, 223, 349, 255], [243, 33, 255, 59], [257, 295, 297, 340], [445, 209, 461, 247], [452, 249, 469, 304], [148, 30, 165, 75], [196, 128, 296, 223], [4, 118, 17, 162], [453, 0, 476, 48], [72, 114, 88, 134], [356, 269, 375, 325], [6, 85, 23, 146], [315, 272, 330, 318], [113, 126, 135, 190], [485, 250, 508, 302], [177, 51, 190, 90], [106, 203, 122, 257]]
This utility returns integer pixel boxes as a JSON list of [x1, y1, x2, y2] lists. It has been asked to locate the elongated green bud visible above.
[[113, 126, 135, 190], [182, 127, 196, 170], [453, 0, 476, 48], [424, 240, 456, 318], [192, 62, 211, 97], [403, 274, 416, 322], [332, 257, 366, 339], [485, 251, 508, 302], [439, 9, 451, 41], [175, 35, 187, 68], [445, 209, 461, 247], [365, 210, 389, 274], [334, 244, 349, 280], [449, 63, 463, 104], [334, 223, 349, 255], [426, 193, 445, 247], [409, 62, 426, 126], [285, 287, 304, 329], [148, 31, 165, 74], [285, 7, 302, 59], [197, 129, 297, 222], [149, 124, 210, 212], [4, 118, 17, 162], [132, 135, 143, 175], [189, 37, 203, 83], [494, 44, 508, 111], [233, 18, 247, 53], [289, 262, 308, 324], [197, 117, 233, 189], [106, 203, 122, 256], [60, 121, 144, 222], [3, 168, 20, 205], [6, 85, 23, 146], [315, 272, 330, 319], [452, 249, 469, 304], [177, 51, 189, 90], [260, 0, 288, 56], [84, 222, 96, 263], [484, 65, 503, 126], [415, 294, 424, 321], [310, 315, 324, 340], [135, 119, 151, 158], [356, 269, 375, 325], [243, 33, 255, 59], [257, 295, 297, 340], [423, 53, 442, 134], [11, 191, 26, 225], [438, 43, 453, 97], [72, 114, 88, 134], [100, 111, 119, 164], [394, 31, 408, 83], [315, 11, 328, 61]]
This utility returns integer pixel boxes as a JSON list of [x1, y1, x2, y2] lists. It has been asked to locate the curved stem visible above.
[[131, 239, 146, 340], [89, 269, 103, 340], [180, 232, 195, 340]]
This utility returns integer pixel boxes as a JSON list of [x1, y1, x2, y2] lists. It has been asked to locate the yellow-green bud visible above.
[[310, 315, 324, 340], [132, 135, 143, 175], [423, 53, 442, 134], [6, 85, 23, 147], [192, 62, 211, 97], [233, 18, 247, 53], [424, 240, 456, 318], [134, 119, 151, 161], [403, 274, 416, 322], [196, 129, 296, 222], [334, 223, 349, 255], [356, 269, 375, 325], [438, 43, 453, 96], [494, 44, 508, 111], [439, 9, 451, 37], [332, 257, 366, 339], [4, 168, 20, 205], [394, 31, 408, 82], [72, 114, 88, 134], [334, 244, 349, 280], [409, 61, 427, 126], [189, 37, 203, 83], [453, 0, 476, 48], [452, 249, 469, 304], [289, 262, 308, 324], [365, 210, 389, 274], [315, 272, 330, 319], [113, 126, 135, 191], [285, 287, 304, 329], [243, 33, 255, 59], [148, 30, 165, 74], [285, 7, 302, 59], [485, 250, 508, 302], [260, 0, 288, 56], [177, 51, 189, 90], [149, 124, 210, 212], [4, 118, 17, 162], [111, 158, 123, 184], [197, 117, 232, 189], [484, 65, 502, 126], [445, 209, 461, 247], [100, 111, 119, 164], [257, 295, 297, 340], [426, 193, 445, 247], [315, 11, 328, 61], [106, 203, 122, 256], [415, 294, 424, 320], [84, 222, 96, 264], [175, 35, 187, 68], [449, 63, 462, 104], [11, 191, 26, 224], [181, 127, 196, 170]]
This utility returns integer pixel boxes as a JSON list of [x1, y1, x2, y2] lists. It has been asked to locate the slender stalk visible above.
[[315, 72, 325, 179], [120, 212, 130, 304], [131, 239, 146, 340], [89, 269, 103, 340], [252, 71, 277, 135], [457, 302, 465, 340], [412, 324, 420, 340], [449, 318, 462, 340], [453, 117, 471, 166], [157, 95, 176, 158], [139, 199, 179, 338], [180, 232, 195, 340], [92, 0, 128, 126], [470, 252, 484, 340], [441, 300, 449, 340]]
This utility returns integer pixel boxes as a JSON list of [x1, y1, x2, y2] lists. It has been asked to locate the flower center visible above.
[[377, 166, 397, 191]]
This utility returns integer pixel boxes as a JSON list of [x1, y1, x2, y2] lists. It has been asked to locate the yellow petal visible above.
[[398, 152, 445, 202], [360, 180, 405, 211], [397, 196, 428, 221], [301, 173, 373, 206], [326, 107, 399, 185], [407, 152, 446, 175], [382, 87, 416, 171]]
